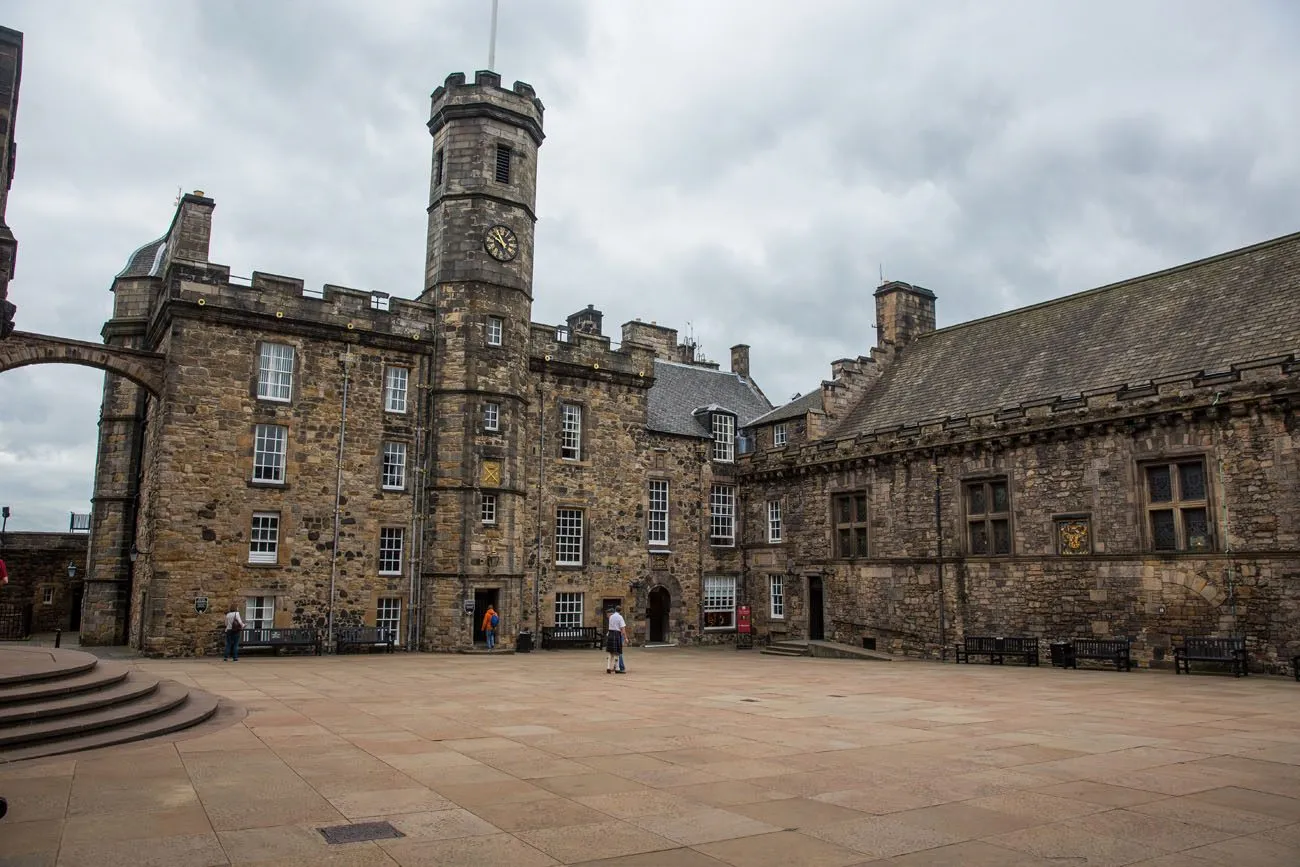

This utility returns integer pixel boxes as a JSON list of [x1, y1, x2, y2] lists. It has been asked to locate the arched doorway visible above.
[[647, 586, 670, 643]]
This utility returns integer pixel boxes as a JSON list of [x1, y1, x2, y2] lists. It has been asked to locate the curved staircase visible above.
[[0, 646, 219, 762]]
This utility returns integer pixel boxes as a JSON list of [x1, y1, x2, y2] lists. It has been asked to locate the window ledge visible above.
[[648, 548, 672, 555], [245, 562, 281, 569], [248, 480, 289, 490]]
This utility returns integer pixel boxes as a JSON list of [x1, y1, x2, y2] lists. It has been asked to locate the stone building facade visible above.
[[0, 531, 88, 636]]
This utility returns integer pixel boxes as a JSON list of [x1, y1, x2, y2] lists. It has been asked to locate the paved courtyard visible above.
[[2, 647, 1299, 867]]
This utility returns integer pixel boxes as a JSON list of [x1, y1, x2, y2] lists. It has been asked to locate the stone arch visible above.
[[0, 332, 165, 396]]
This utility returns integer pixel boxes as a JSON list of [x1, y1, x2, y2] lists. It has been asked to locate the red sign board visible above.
[[737, 605, 752, 634]]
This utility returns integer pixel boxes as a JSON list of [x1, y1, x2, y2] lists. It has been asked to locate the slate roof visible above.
[[115, 236, 167, 280], [647, 359, 773, 437], [834, 230, 1300, 440], [749, 389, 825, 427]]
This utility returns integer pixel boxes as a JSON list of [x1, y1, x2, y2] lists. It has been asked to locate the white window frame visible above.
[[710, 485, 736, 547], [767, 499, 783, 544], [481, 493, 497, 525], [42, 586, 54, 605], [382, 441, 407, 491], [647, 479, 669, 547], [249, 512, 280, 564], [379, 527, 404, 575], [703, 575, 736, 630], [555, 592, 583, 628], [773, 423, 787, 447], [712, 413, 735, 462], [384, 366, 409, 414], [257, 342, 294, 402], [770, 575, 784, 619], [560, 403, 582, 460], [252, 424, 287, 485], [555, 508, 584, 566], [483, 401, 500, 432], [245, 595, 274, 630], [377, 598, 401, 642], [486, 315, 504, 346]]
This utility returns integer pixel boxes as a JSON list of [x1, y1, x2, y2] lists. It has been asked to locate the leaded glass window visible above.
[[966, 478, 1011, 555], [832, 492, 868, 558], [1144, 458, 1212, 551]]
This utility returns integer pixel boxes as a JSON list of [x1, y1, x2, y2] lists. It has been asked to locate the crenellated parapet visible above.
[[529, 321, 655, 387]]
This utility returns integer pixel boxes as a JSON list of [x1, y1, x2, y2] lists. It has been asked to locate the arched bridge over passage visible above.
[[0, 332, 166, 396]]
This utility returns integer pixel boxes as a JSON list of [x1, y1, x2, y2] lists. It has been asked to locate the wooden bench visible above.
[[1066, 638, 1132, 671], [1293, 655, 1299, 682], [540, 626, 601, 650], [1174, 637, 1247, 677], [334, 626, 396, 654], [955, 635, 1039, 666], [239, 627, 322, 656]]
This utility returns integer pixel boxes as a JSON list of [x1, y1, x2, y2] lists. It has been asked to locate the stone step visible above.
[[0, 647, 99, 686], [0, 660, 131, 706], [0, 689, 221, 763], [761, 647, 809, 657], [0, 680, 190, 747], [0, 673, 160, 725]]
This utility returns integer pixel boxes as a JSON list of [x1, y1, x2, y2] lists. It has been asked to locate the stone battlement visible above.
[[429, 70, 544, 144], [530, 322, 655, 383]]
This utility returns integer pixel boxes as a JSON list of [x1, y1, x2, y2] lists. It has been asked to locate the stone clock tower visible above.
[[420, 70, 544, 649]]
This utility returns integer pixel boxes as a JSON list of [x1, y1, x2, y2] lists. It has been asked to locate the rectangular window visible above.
[[252, 424, 287, 484], [483, 401, 500, 432], [486, 315, 503, 346], [384, 366, 409, 413], [377, 598, 401, 642], [647, 479, 669, 546], [770, 575, 784, 619], [42, 586, 54, 605], [244, 595, 273, 630], [712, 413, 735, 462], [1145, 458, 1211, 551], [494, 143, 512, 184], [832, 492, 869, 559], [560, 403, 582, 460], [966, 478, 1012, 555], [554, 591, 583, 628], [773, 423, 787, 447], [555, 508, 584, 566], [482, 494, 497, 525], [257, 342, 294, 402], [382, 441, 407, 490], [703, 575, 736, 630], [556, 326, 570, 343], [710, 484, 736, 546], [767, 499, 783, 544], [434, 148, 444, 186], [249, 512, 280, 564], [379, 527, 404, 575]]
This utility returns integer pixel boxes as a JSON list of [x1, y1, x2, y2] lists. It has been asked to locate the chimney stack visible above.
[[730, 344, 750, 378], [874, 281, 936, 349]]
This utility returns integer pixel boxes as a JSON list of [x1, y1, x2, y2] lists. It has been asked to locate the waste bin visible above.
[[1050, 641, 1074, 668], [516, 631, 533, 653]]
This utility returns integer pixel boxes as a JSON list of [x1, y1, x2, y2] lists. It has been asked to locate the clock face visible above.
[[484, 224, 519, 262]]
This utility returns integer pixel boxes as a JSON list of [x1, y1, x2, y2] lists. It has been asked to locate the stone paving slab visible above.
[[1, 647, 1299, 865]]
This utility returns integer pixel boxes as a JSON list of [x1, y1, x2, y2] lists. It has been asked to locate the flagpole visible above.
[[488, 0, 499, 71]]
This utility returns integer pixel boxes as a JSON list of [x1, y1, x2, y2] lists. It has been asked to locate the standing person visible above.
[[605, 605, 626, 674], [615, 605, 628, 673], [223, 603, 245, 662], [481, 604, 498, 650]]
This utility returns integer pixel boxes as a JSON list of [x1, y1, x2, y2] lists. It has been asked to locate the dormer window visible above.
[[712, 413, 735, 463]]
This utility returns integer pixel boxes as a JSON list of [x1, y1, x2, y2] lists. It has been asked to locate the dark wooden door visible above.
[[808, 576, 824, 640], [648, 587, 669, 643]]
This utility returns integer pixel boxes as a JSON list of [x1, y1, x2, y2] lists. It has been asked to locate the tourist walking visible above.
[[481, 604, 499, 650], [605, 605, 626, 674], [223, 604, 245, 661]]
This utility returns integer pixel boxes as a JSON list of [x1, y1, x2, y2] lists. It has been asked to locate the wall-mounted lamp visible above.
[[67, 561, 77, 579], [128, 543, 152, 563]]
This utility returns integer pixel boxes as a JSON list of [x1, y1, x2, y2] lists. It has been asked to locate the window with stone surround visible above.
[[494, 143, 513, 184], [773, 423, 787, 447], [703, 575, 736, 630], [555, 592, 583, 628], [252, 424, 287, 485], [249, 512, 279, 564], [384, 366, 409, 413], [1143, 458, 1212, 551], [648, 479, 669, 546], [710, 485, 736, 546], [832, 492, 868, 559], [484, 401, 500, 432], [382, 442, 407, 490], [770, 575, 784, 619], [377, 598, 401, 643], [244, 595, 274, 630], [966, 478, 1011, 555], [767, 499, 783, 544], [560, 402, 582, 460], [486, 315, 504, 347], [712, 413, 735, 462], [481, 494, 497, 525], [379, 527, 404, 575], [434, 148, 444, 186], [555, 508, 584, 566], [257, 342, 294, 402], [42, 586, 54, 605]]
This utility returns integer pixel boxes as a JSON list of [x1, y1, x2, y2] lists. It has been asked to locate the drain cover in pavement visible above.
[[318, 821, 405, 844]]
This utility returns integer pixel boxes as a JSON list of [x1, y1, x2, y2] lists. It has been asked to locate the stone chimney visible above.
[[730, 344, 750, 378], [567, 303, 603, 337], [168, 191, 215, 265], [874, 280, 936, 349]]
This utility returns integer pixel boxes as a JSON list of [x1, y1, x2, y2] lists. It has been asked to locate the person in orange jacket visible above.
[[481, 605, 499, 650]]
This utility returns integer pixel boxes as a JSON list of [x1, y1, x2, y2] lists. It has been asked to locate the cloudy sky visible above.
[[0, 0, 1297, 532]]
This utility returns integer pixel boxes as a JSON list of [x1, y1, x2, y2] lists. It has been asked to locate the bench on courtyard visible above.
[[954, 635, 1039, 666], [334, 626, 396, 654], [1065, 638, 1132, 671], [1293, 655, 1299, 682], [1174, 636, 1247, 677], [540, 626, 601, 650], [239, 627, 322, 656]]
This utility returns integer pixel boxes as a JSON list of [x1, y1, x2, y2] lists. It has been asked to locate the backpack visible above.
[[490, 613, 499, 627]]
